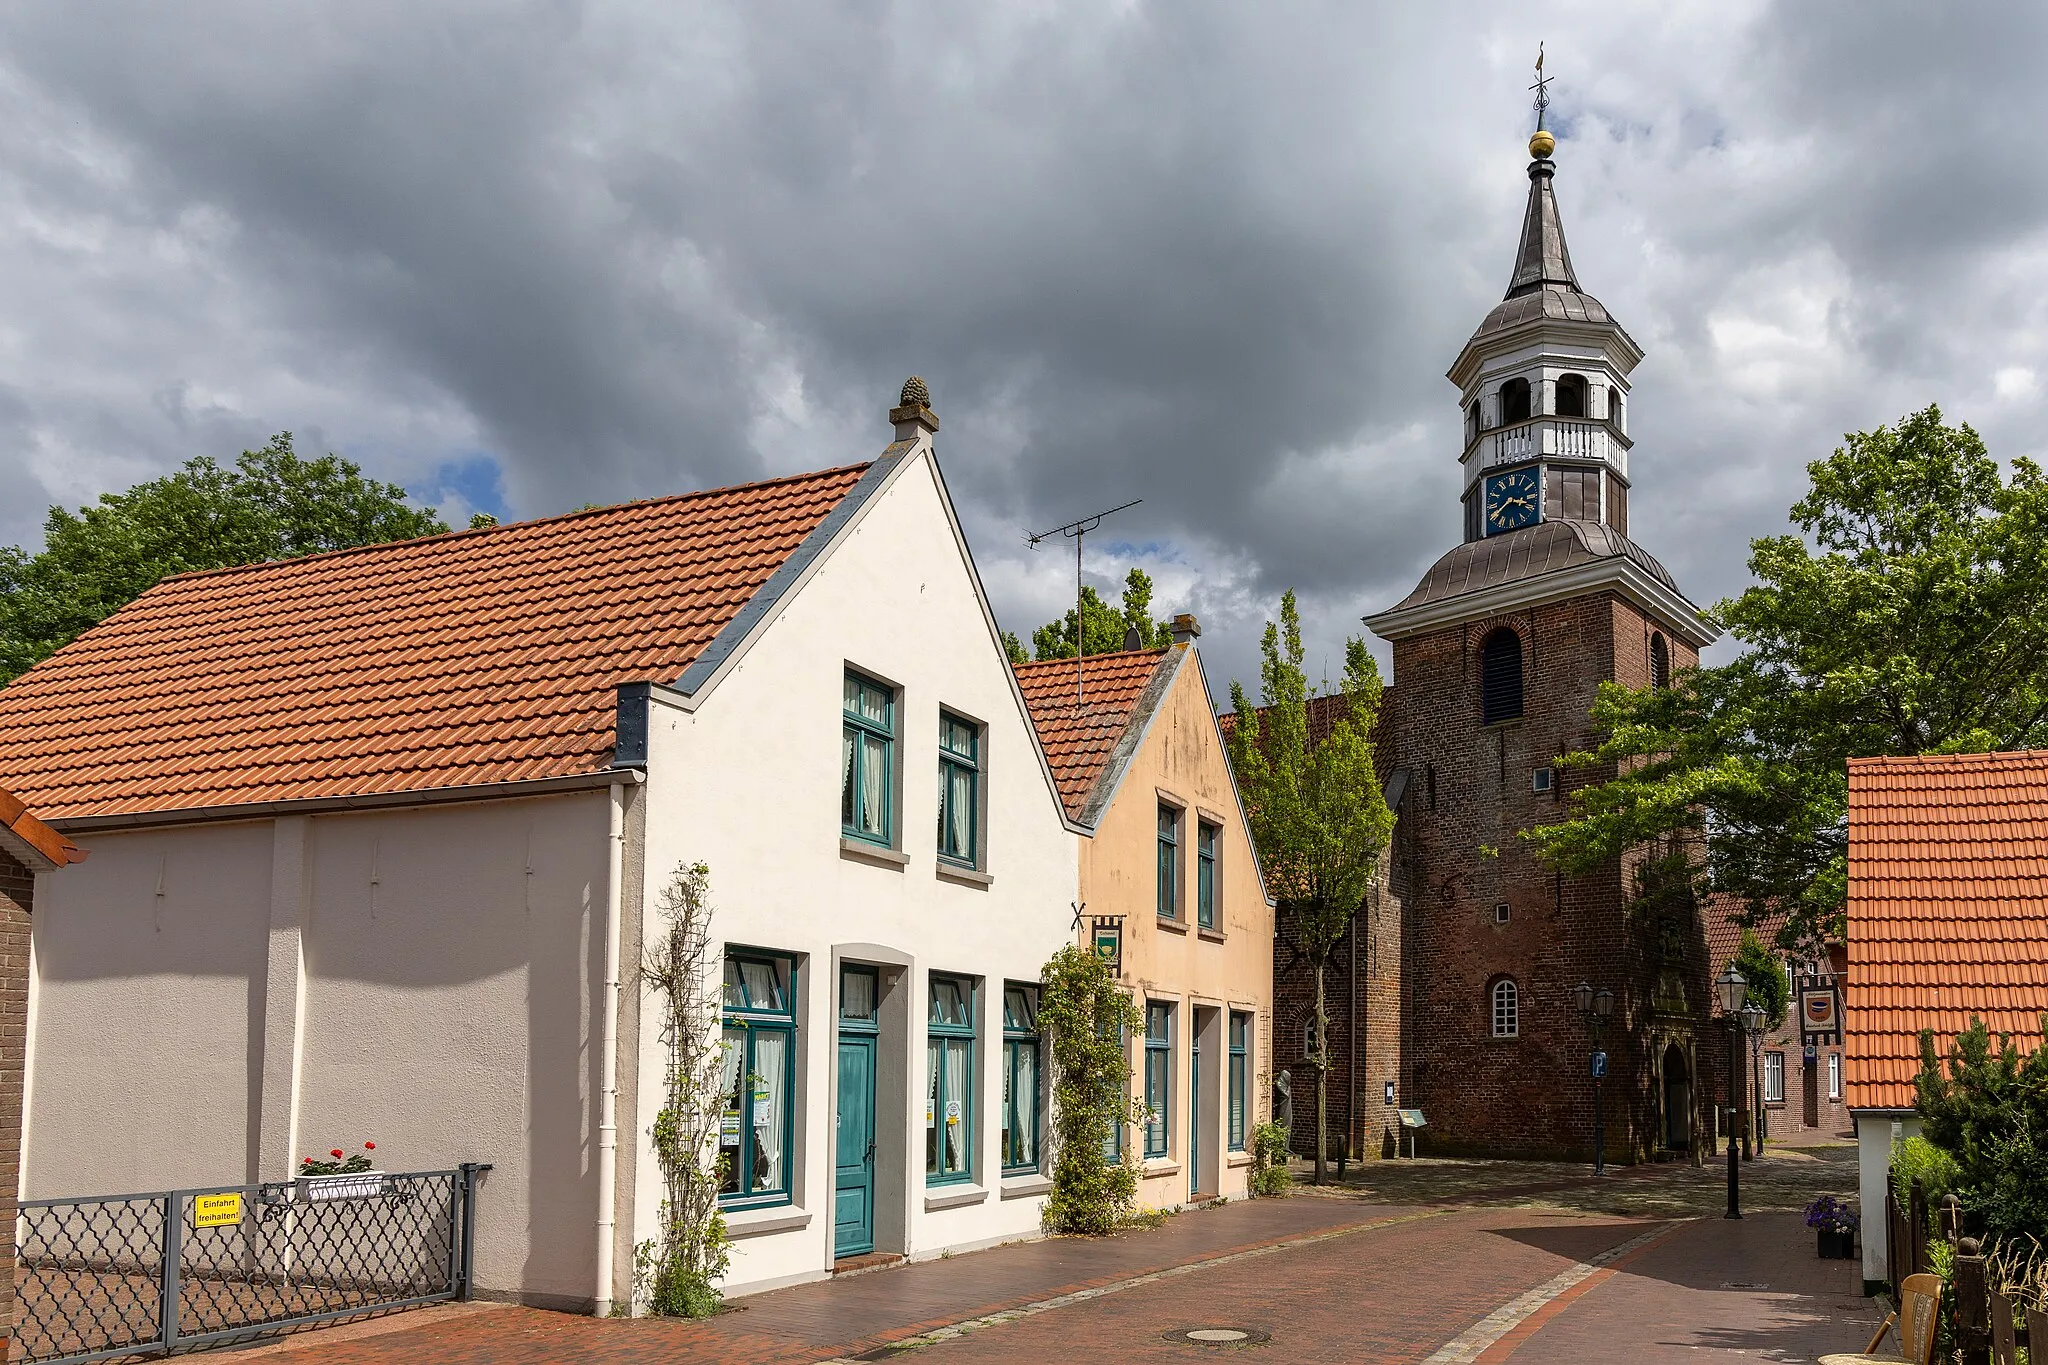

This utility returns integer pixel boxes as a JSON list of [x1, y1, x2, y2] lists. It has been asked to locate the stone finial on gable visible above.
[[890, 375, 939, 440]]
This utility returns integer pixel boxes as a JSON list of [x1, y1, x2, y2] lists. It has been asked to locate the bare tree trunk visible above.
[[1313, 959, 1329, 1186]]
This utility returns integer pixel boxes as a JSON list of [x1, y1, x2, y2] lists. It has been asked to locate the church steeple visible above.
[[1505, 153, 1579, 298], [1443, 63, 1645, 547]]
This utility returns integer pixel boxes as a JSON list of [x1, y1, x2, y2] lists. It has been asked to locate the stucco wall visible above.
[[1079, 649, 1274, 1207], [23, 792, 614, 1307], [1856, 1112, 1915, 1286], [631, 448, 1080, 1297]]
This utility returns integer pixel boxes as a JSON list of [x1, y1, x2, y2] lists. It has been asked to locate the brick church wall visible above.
[[1388, 592, 1717, 1162], [0, 850, 31, 1362]]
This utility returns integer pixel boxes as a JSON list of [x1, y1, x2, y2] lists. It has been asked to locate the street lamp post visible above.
[[1715, 967, 1747, 1220], [1574, 982, 1616, 1177], [1740, 1003, 1765, 1161]]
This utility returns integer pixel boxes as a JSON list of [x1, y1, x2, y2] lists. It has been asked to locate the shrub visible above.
[[1892, 1134, 1959, 1218], [1249, 1122, 1292, 1197]]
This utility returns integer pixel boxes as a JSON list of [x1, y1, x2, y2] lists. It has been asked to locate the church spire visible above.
[[1505, 48, 1578, 299]]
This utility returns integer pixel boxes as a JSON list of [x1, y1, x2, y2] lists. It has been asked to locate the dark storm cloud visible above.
[[1, 2, 2044, 694]]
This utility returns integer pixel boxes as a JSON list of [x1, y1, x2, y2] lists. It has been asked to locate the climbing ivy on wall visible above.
[[635, 862, 733, 1317], [1039, 943, 1144, 1235]]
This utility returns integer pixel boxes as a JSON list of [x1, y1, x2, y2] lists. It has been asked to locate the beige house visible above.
[[1015, 618, 1274, 1206]]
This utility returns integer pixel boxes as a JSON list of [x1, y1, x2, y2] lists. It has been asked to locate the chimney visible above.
[[1170, 613, 1201, 646], [891, 375, 939, 441]]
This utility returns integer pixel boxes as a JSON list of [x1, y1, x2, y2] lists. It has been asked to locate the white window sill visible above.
[[1140, 1159, 1182, 1177], [1227, 1152, 1254, 1168], [936, 863, 994, 888], [724, 1206, 811, 1240], [999, 1174, 1052, 1200], [841, 838, 909, 869], [923, 1184, 988, 1212], [1155, 916, 1189, 936], [1197, 926, 1226, 943]]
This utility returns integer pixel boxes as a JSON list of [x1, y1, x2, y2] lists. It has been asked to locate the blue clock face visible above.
[[1483, 468, 1541, 535]]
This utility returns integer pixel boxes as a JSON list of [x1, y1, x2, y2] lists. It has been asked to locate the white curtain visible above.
[[926, 1041, 942, 1174], [860, 735, 886, 834], [943, 1039, 970, 1176], [752, 1030, 788, 1192]]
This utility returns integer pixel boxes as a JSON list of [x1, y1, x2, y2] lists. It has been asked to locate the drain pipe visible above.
[[594, 784, 626, 1317]]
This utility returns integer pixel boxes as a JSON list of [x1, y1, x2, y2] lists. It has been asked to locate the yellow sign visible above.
[[193, 1192, 242, 1228]]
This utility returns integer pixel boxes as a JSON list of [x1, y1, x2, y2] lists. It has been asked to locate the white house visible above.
[[0, 381, 1083, 1309]]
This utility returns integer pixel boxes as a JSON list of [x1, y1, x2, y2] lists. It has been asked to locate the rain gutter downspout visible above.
[[595, 784, 625, 1316]]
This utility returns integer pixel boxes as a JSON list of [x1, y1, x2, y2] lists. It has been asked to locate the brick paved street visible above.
[[252, 1146, 1873, 1364]]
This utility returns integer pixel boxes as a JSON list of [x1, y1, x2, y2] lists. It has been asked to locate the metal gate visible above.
[[15, 1164, 489, 1364]]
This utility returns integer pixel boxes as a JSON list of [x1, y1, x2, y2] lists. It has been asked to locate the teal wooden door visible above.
[[1189, 1025, 1202, 1199], [834, 1034, 876, 1257]]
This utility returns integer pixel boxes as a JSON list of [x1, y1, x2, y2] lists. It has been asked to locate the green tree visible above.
[[1728, 929, 1788, 1030], [1226, 591, 1393, 1184], [1000, 630, 1029, 665], [1525, 407, 2048, 952], [1029, 568, 1171, 661], [0, 433, 446, 682]]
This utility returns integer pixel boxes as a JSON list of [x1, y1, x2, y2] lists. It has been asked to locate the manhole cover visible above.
[[1164, 1326, 1270, 1347]]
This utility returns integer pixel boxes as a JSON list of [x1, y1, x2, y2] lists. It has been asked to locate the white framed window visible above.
[[1827, 1052, 1842, 1100], [1764, 1051, 1785, 1104], [1490, 979, 1519, 1039]]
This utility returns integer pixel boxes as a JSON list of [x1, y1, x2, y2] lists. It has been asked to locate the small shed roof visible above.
[[1844, 750, 2048, 1111]]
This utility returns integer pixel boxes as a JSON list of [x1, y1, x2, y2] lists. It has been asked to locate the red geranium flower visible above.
[[363, 1142, 375, 1151], [331, 1149, 344, 1159]]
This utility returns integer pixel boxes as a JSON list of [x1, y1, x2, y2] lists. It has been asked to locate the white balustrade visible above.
[[1472, 417, 1627, 483]]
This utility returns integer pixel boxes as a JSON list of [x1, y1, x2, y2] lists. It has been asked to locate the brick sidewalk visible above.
[[1496, 1211, 1883, 1363], [264, 1195, 1425, 1364]]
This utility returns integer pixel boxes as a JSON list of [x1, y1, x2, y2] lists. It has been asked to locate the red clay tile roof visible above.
[[1012, 649, 1174, 820], [1845, 750, 2048, 1111], [1701, 896, 1789, 978], [0, 463, 871, 820], [0, 787, 83, 868]]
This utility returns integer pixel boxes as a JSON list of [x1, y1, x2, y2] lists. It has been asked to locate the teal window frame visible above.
[[1101, 1018, 1127, 1162], [938, 711, 981, 867], [719, 949, 798, 1211], [1144, 1001, 1172, 1158], [1001, 985, 1041, 1174], [1227, 1011, 1249, 1151], [843, 670, 896, 846], [1196, 821, 1219, 929], [927, 973, 977, 1185], [1157, 805, 1181, 921]]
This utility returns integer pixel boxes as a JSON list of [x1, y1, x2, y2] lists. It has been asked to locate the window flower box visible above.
[[297, 1170, 388, 1202]]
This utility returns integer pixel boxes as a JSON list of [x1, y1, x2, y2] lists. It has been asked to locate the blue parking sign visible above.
[[1590, 1050, 1607, 1079]]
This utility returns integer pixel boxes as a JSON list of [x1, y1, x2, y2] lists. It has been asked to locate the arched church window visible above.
[[1500, 378, 1531, 424], [1609, 389, 1624, 429], [1555, 374, 1587, 418], [1467, 401, 1481, 443], [1650, 633, 1670, 690], [1491, 979, 1519, 1038], [1480, 628, 1524, 725]]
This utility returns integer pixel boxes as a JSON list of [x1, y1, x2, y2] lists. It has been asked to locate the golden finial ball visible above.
[[1528, 129, 1556, 159]]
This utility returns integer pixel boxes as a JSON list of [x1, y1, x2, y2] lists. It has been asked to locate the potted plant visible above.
[[297, 1143, 384, 1201], [1804, 1194, 1859, 1259]]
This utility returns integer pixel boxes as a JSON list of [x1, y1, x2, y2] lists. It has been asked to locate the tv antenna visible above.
[[1028, 498, 1141, 705]]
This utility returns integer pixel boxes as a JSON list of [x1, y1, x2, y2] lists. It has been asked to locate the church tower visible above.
[[1363, 97, 1722, 1162]]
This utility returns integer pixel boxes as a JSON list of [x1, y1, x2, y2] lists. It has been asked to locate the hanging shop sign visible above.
[[1798, 981, 1842, 1047]]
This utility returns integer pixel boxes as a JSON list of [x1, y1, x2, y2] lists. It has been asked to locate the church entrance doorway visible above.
[[1662, 1045, 1692, 1152]]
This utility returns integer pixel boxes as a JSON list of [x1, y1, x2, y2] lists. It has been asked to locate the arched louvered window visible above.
[[1555, 373, 1587, 417], [1480, 628, 1524, 725], [1500, 378, 1531, 424], [1491, 979, 1519, 1039], [1650, 633, 1670, 690]]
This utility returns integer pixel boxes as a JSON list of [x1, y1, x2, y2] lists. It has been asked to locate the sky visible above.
[[2, 1, 2044, 699]]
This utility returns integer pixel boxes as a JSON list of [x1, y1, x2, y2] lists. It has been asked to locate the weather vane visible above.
[[1530, 43, 1551, 131]]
